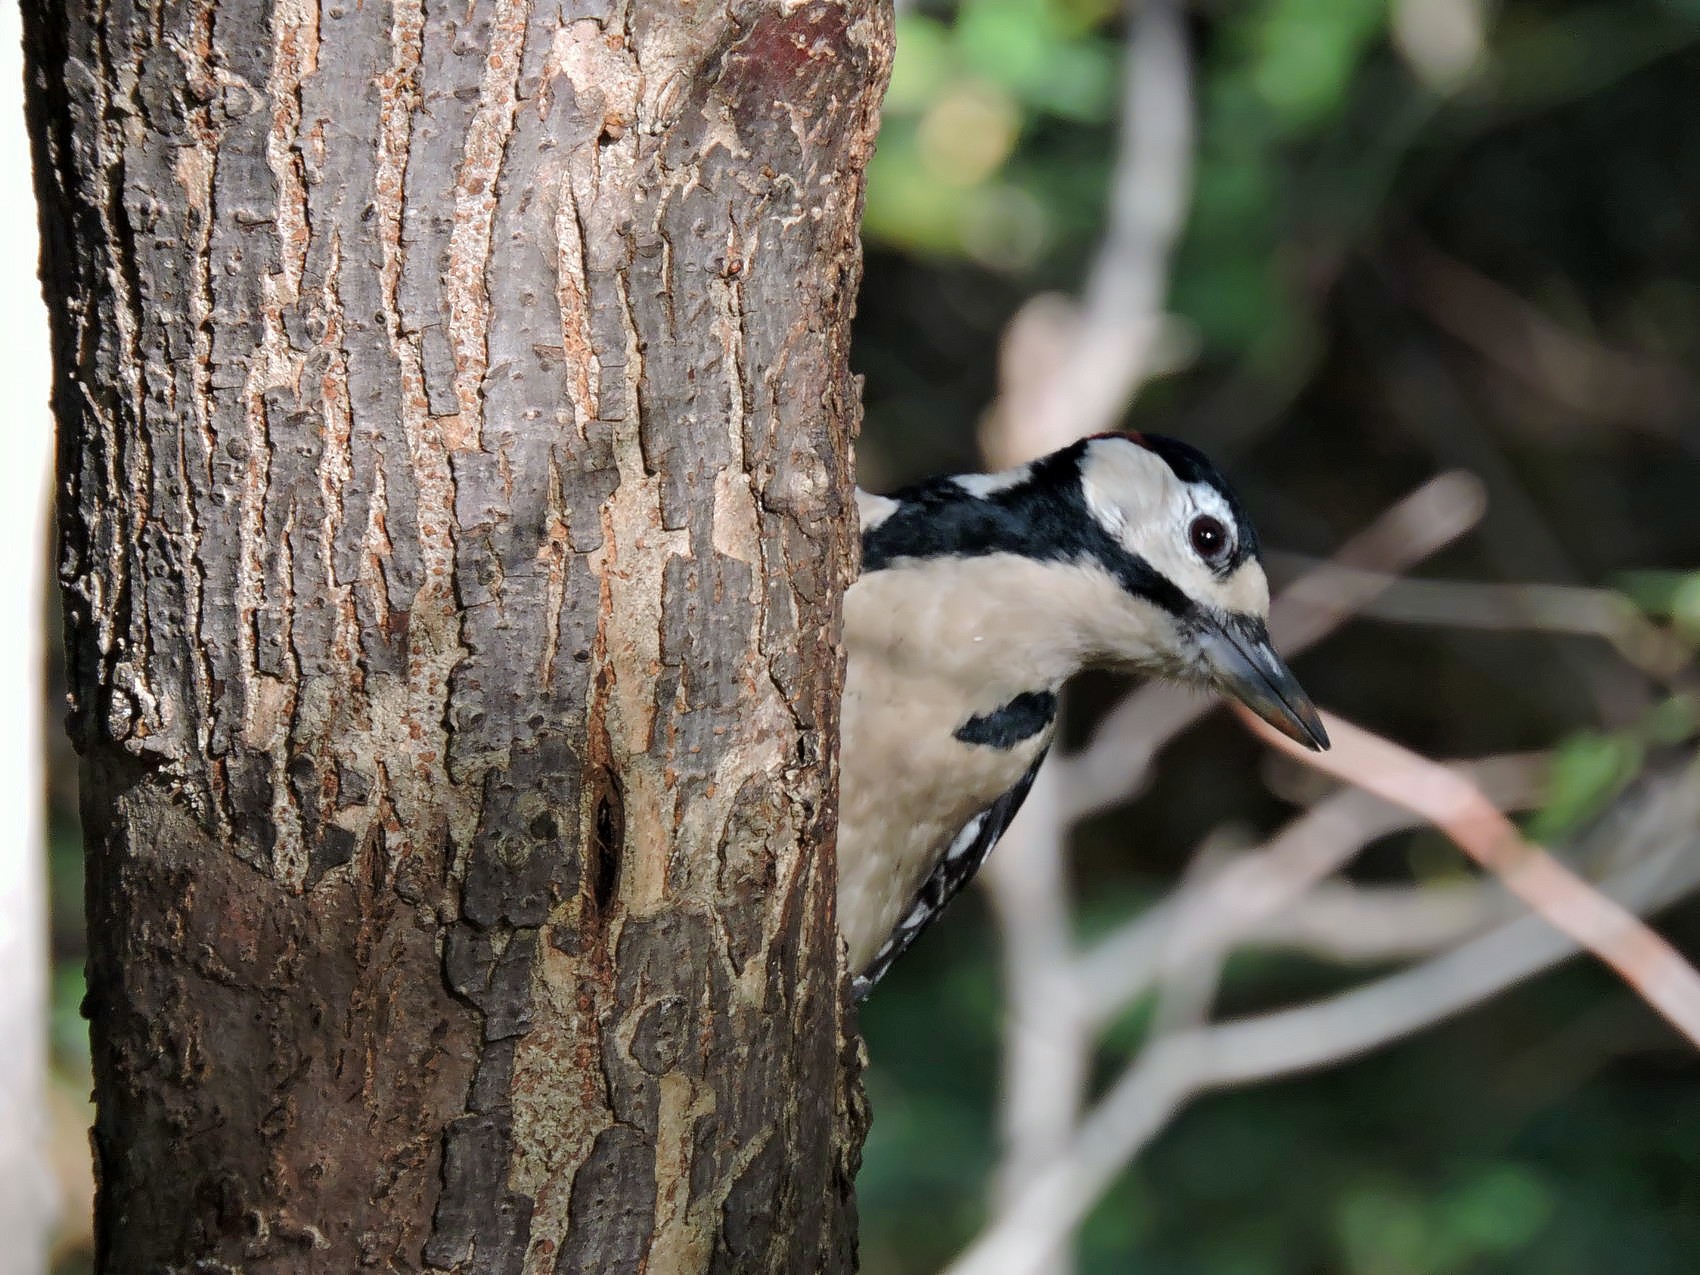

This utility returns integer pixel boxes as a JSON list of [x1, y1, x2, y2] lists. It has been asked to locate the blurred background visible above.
[[850, 1, 1700, 1274], [16, 0, 1700, 1271]]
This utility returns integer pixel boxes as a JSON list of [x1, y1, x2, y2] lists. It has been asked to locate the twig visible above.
[[1239, 707, 1700, 1047], [1076, 752, 1547, 1026], [980, 759, 1086, 1233], [1245, 878, 1518, 962], [1207, 829, 1699, 1084], [1381, 346, 1649, 725], [979, 0, 1194, 467], [1400, 233, 1690, 433], [973, 9, 1197, 1273], [1266, 559, 1695, 680], [942, 772, 1700, 1275]]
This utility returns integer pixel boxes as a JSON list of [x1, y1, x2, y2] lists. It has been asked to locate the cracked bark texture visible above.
[[23, 0, 889, 1269]]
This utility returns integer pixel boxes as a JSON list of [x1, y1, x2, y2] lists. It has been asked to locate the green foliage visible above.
[[858, 911, 1004, 1271], [864, 1, 1119, 267], [1334, 1164, 1556, 1274], [867, 0, 1700, 369], [868, 0, 1412, 353], [1527, 729, 1644, 843], [51, 966, 89, 1070], [1619, 568, 1700, 642], [48, 816, 90, 1071], [1239, 0, 1392, 132], [1529, 694, 1699, 842]]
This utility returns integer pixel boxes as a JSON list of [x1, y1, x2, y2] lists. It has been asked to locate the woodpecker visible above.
[[839, 431, 1328, 999]]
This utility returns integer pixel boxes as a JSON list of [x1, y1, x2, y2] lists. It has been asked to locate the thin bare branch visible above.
[[979, 0, 1194, 467], [943, 776, 1700, 1275], [980, 760, 1087, 1229], [974, 10, 1198, 1274], [1240, 708, 1700, 1047], [1266, 559, 1695, 680], [1076, 752, 1548, 1027], [1245, 878, 1517, 962], [1401, 234, 1691, 434]]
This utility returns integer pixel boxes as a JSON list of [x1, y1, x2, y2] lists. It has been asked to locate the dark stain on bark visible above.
[[554, 1124, 657, 1275], [427, 1109, 535, 1272], [79, 758, 478, 1270]]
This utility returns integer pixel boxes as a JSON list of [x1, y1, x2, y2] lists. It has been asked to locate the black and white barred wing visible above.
[[851, 749, 1050, 1001]]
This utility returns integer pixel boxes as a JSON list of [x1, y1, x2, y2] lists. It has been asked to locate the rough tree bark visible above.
[[24, 0, 890, 1269]]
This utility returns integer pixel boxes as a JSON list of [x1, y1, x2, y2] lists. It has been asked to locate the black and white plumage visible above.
[[840, 432, 1328, 999]]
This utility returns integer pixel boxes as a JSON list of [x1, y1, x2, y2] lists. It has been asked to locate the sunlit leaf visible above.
[[917, 79, 1022, 186], [1246, 0, 1392, 131], [1526, 730, 1643, 843], [887, 14, 958, 115], [1335, 1179, 1431, 1275], [1440, 1164, 1556, 1255]]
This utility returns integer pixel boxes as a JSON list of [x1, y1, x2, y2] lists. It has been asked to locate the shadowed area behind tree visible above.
[[850, 2, 1700, 1272]]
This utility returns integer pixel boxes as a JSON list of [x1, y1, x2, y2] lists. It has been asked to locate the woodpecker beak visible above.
[[1199, 616, 1330, 751]]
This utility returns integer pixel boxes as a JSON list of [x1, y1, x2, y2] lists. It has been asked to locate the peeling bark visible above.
[[23, 0, 889, 1269]]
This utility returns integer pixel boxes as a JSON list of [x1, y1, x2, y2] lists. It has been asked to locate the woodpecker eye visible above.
[[1189, 515, 1229, 561]]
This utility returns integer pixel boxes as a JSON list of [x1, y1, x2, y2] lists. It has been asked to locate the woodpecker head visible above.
[[857, 431, 1329, 750], [1061, 431, 1328, 750]]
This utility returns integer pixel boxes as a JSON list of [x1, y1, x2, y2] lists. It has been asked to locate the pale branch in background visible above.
[[1241, 708, 1700, 1047], [979, 760, 1082, 1245], [946, 766, 1700, 1275], [1399, 233, 1693, 435], [980, 0, 1194, 469], [972, 7, 1197, 1269], [1075, 752, 1549, 1027], [1262, 560, 1695, 682], [1240, 876, 1526, 963], [942, 7, 1700, 1275]]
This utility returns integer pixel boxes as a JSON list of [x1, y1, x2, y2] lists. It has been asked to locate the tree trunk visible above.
[[23, 0, 889, 1268]]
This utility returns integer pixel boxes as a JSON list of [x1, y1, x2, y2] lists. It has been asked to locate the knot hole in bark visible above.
[[589, 773, 623, 916]]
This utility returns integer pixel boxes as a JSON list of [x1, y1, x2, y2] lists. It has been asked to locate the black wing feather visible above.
[[852, 749, 1050, 1001]]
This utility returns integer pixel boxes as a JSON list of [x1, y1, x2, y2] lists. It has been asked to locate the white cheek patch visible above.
[[1076, 439, 1273, 624], [1078, 440, 1172, 542], [1081, 479, 1129, 540], [1126, 481, 1228, 582], [1127, 481, 1272, 620]]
